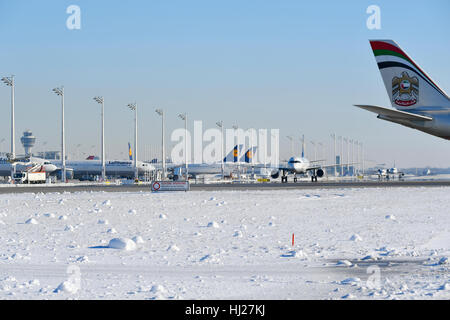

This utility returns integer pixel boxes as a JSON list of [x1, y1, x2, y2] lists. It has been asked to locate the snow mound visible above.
[[385, 215, 396, 221], [167, 244, 180, 252], [159, 214, 167, 219], [44, 213, 55, 218], [439, 283, 450, 291], [150, 284, 167, 294], [337, 260, 353, 267], [233, 230, 243, 238], [25, 218, 38, 225], [98, 219, 109, 225], [76, 256, 89, 263], [64, 225, 74, 232], [132, 236, 144, 244], [128, 209, 137, 215], [54, 281, 79, 294], [0, 220, 5, 225], [102, 200, 111, 206], [59, 215, 68, 220], [207, 221, 220, 228], [438, 257, 449, 265], [107, 228, 117, 234], [349, 234, 362, 242], [108, 238, 137, 251], [340, 277, 361, 285]]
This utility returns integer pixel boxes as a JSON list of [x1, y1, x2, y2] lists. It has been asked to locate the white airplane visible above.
[[54, 159, 155, 180], [268, 138, 352, 182], [0, 156, 58, 177], [355, 40, 450, 139]]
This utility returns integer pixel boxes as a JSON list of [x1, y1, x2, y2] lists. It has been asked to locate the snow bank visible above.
[[108, 238, 137, 251]]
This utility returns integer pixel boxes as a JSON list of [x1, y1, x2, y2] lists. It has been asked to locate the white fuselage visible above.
[[0, 157, 58, 177], [287, 157, 311, 174], [52, 160, 155, 178]]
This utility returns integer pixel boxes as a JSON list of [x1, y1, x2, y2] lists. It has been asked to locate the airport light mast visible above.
[[94, 96, 106, 182], [2, 75, 15, 159], [178, 113, 188, 181], [52, 86, 66, 182], [339, 136, 344, 176], [155, 109, 165, 180], [127, 103, 138, 181], [354, 139, 358, 176], [232, 124, 241, 182], [346, 137, 350, 176], [216, 121, 225, 180], [331, 133, 336, 177], [360, 142, 364, 177]]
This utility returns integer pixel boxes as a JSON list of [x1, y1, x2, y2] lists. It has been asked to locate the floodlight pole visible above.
[[216, 121, 224, 180], [128, 103, 138, 181], [178, 113, 188, 180], [155, 109, 166, 180], [52, 86, 66, 182], [2, 75, 15, 159], [94, 97, 106, 181]]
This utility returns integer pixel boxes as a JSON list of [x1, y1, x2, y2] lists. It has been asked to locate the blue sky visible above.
[[0, 0, 449, 167]]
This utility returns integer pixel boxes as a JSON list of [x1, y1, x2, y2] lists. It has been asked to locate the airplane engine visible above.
[[317, 169, 324, 177]]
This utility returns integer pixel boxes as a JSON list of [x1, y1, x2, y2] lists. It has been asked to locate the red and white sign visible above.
[[151, 181, 190, 192]]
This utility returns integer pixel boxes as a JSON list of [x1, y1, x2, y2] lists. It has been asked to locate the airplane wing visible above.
[[354, 105, 433, 121]]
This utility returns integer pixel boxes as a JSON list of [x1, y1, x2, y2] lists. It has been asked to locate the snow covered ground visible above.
[[0, 187, 448, 300]]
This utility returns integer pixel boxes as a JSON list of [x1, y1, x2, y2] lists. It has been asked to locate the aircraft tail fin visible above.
[[128, 143, 133, 160], [224, 144, 243, 163], [240, 146, 258, 163], [369, 40, 449, 110]]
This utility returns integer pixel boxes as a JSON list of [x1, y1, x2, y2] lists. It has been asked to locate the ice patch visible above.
[[108, 238, 137, 251]]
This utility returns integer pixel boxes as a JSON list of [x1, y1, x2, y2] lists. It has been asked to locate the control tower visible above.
[[20, 130, 36, 157]]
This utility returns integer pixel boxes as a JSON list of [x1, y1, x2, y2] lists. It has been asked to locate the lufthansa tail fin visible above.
[[240, 146, 258, 163], [224, 144, 243, 163], [128, 143, 133, 160], [369, 40, 449, 110]]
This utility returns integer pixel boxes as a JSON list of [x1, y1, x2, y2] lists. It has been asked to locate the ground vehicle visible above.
[[13, 171, 46, 184]]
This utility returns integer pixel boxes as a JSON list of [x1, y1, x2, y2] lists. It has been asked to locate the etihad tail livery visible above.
[[355, 40, 450, 139]]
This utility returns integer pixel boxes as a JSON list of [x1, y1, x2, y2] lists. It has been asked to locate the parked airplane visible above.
[[54, 159, 155, 180], [355, 40, 450, 139], [0, 156, 58, 177]]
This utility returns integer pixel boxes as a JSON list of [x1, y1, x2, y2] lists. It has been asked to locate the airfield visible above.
[[0, 179, 450, 194], [0, 184, 448, 299]]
